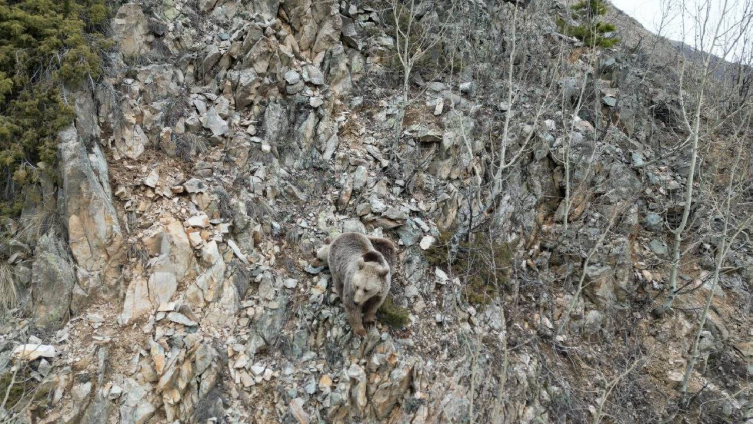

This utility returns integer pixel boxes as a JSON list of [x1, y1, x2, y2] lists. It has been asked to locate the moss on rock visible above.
[[377, 295, 411, 329]]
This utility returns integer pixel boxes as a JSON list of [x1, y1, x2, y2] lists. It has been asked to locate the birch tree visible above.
[[448, 2, 563, 260], [657, 0, 753, 315], [680, 100, 753, 396], [389, 0, 447, 156]]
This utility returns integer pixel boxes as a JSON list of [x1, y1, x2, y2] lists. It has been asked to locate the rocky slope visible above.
[[1, 0, 752, 423]]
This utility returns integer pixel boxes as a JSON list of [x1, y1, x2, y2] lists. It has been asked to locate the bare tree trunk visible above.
[[391, 0, 414, 159], [658, 0, 732, 315], [390, 0, 447, 160], [392, 71, 410, 159], [680, 115, 753, 394]]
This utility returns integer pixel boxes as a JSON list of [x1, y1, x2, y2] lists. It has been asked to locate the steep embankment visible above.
[[1, 0, 751, 423]]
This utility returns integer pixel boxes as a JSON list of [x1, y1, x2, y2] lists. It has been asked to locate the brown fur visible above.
[[316, 232, 396, 336]]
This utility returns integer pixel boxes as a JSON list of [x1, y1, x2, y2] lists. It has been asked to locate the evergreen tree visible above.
[[0, 0, 110, 216], [557, 0, 619, 48]]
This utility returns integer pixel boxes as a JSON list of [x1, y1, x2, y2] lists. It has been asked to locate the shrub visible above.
[[425, 230, 513, 307], [557, 0, 619, 48], [0, 368, 26, 410], [383, 4, 460, 81], [0, 0, 110, 216]]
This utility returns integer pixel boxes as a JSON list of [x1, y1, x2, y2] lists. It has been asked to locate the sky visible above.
[[610, 0, 752, 60]]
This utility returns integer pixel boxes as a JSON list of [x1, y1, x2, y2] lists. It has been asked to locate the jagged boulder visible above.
[[186, 240, 226, 310], [112, 3, 152, 58], [120, 275, 151, 325], [58, 124, 125, 306], [31, 232, 76, 330], [153, 336, 221, 422], [150, 216, 196, 281]]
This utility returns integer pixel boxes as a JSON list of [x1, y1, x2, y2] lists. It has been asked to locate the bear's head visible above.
[[352, 252, 390, 305]]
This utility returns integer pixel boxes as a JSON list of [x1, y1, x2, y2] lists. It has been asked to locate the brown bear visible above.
[[317, 232, 396, 336]]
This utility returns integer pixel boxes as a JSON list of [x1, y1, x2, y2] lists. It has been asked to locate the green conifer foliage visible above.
[[557, 0, 619, 48], [0, 0, 110, 216]]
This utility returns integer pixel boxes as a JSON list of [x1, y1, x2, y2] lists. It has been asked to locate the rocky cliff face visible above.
[[1, 1, 752, 423]]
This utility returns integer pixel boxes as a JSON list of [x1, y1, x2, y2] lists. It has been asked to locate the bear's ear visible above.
[[357, 257, 365, 269], [379, 266, 389, 277]]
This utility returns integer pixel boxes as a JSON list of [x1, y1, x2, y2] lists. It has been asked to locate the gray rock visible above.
[[151, 217, 195, 281], [302, 64, 325, 85], [193, 98, 208, 115], [583, 264, 615, 308], [80, 385, 112, 424], [342, 218, 366, 234], [214, 96, 231, 119], [322, 133, 340, 161], [199, 0, 219, 13], [459, 81, 474, 95], [356, 203, 371, 216], [369, 196, 387, 214], [183, 178, 207, 193], [112, 4, 151, 58], [649, 239, 669, 257], [284, 70, 301, 85], [600, 57, 617, 73], [248, 292, 288, 358], [235, 69, 258, 110], [31, 232, 75, 330], [329, 44, 353, 95], [120, 276, 151, 325], [427, 82, 446, 92], [201, 107, 229, 137], [410, 125, 443, 143], [352, 166, 368, 191], [631, 152, 645, 167], [143, 169, 159, 188], [309, 97, 324, 108], [149, 272, 178, 307], [166, 312, 198, 326], [289, 398, 310, 423], [59, 123, 124, 304], [583, 310, 603, 335], [305, 265, 325, 275], [341, 16, 362, 50], [250, 0, 280, 19], [397, 220, 423, 247], [286, 80, 305, 95], [383, 207, 408, 221], [202, 44, 222, 72], [404, 284, 420, 298], [119, 379, 155, 424], [403, 246, 427, 285], [263, 101, 288, 153], [644, 213, 663, 231]]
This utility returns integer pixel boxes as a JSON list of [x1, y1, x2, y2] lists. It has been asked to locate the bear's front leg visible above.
[[362, 295, 386, 326], [331, 274, 343, 298], [346, 306, 367, 337]]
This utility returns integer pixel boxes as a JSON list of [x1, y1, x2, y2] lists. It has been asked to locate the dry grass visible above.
[[176, 133, 208, 161], [338, 114, 360, 141], [403, 104, 439, 129], [0, 262, 17, 312], [15, 191, 57, 245]]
